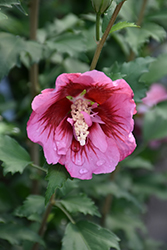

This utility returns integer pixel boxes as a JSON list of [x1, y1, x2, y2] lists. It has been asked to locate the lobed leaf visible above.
[[104, 57, 155, 101], [0, 135, 31, 175], [0, 223, 44, 246], [14, 195, 45, 219], [62, 220, 120, 250], [121, 57, 155, 101], [140, 53, 167, 84], [47, 33, 86, 57], [0, 32, 25, 80], [126, 22, 166, 54], [58, 193, 100, 217], [45, 164, 70, 205], [107, 213, 146, 250], [0, 33, 44, 80], [143, 100, 167, 142]]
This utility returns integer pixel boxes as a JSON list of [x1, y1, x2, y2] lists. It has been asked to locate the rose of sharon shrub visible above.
[[27, 70, 136, 179]]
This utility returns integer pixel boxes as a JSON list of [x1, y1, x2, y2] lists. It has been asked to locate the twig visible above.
[[29, 0, 40, 194], [137, 0, 148, 26], [100, 167, 119, 226], [90, 0, 126, 70], [128, 0, 148, 61], [32, 194, 55, 250]]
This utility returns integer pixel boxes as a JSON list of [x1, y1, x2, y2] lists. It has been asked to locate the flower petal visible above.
[[75, 70, 113, 87], [31, 88, 55, 113], [64, 138, 120, 180], [55, 73, 81, 92], [89, 123, 107, 153], [27, 111, 60, 164], [94, 81, 136, 161], [54, 118, 73, 155], [142, 83, 167, 107]]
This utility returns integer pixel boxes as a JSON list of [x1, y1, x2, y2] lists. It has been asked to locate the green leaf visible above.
[[147, 10, 167, 22], [133, 172, 167, 200], [47, 33, 86, 57], [23, 40, 44, 64], [0, 121, 20, 136], [45, 164, 70, 205], [124, 157, 153, 170], [140, 53, 167, 84], [103, 61, 126, 81], [58, 193, 100, 217], [14, 195, 45, 219], [104, 57, 155, 101], [62, 220, 120, 250], [102, 2, 117, 33], [0, 223, 44, 246], [51, 13, 80, 35], [64, 58, 89, 73], [0, 0, 21, 7], [0, 33, 44, 79], [126, 22, 166, 54], [0, 11, 7, 20], [143, 101, 167, 142], [110, 21, 139, 34], [0, 135, 31, 175], [115, 0, 124, 3], [0, 32, 25, 80], [95, 182, 142, 209], [121, 57, 155, 101], [0, 0, 27, 15], [107, 213, 146, 250]]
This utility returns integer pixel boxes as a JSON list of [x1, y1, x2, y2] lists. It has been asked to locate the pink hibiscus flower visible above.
[[27, 70, 136, 179], [138, 83, 167, 114]]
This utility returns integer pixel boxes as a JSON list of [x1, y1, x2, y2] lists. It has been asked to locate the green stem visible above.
[[55, 202, 76, 224], [96, 12, 101, 41], [30, 163, 48, 173], [90, 0, 126, 70]]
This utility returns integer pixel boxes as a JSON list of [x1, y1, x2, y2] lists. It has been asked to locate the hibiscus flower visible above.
[[137, 83, 167, 114], [27, 70, 136, 179]]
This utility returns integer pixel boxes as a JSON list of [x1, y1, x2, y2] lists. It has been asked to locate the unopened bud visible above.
[[91, 0, 112, 14]]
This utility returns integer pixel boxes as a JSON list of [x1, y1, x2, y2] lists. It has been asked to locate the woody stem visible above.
[[29, 0, 40, 194], [90, 0, 126, 70]]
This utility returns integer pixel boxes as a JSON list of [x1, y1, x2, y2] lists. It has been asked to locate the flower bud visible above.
[[91, 0, 112, 14]]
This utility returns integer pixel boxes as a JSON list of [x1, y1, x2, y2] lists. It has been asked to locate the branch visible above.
[[90, 0, 126, 70], [29, 0, 40, 194], [32, 194, 55, 250], [128, 0, 148, 61]]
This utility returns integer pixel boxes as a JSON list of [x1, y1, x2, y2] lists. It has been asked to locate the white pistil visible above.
[[71, 99, 90, 146]]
